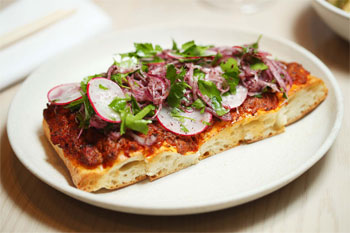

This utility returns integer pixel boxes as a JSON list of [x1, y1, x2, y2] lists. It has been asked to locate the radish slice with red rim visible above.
[[157, 106, 212, 136], [87, 77, 125, 123], [47, 83, 82, 105], [221, 85, 248, 109]]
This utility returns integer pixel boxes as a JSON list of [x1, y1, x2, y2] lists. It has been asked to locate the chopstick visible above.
[[0, 9, 76, 50]]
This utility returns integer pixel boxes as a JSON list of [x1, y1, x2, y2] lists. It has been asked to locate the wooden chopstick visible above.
[[0, 9, 76, 50]]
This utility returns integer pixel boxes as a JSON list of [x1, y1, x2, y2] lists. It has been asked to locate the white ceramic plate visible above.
[[7, 26, 343, 215]]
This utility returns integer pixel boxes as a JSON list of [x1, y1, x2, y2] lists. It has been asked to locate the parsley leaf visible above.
[[211, 96, 229, 116], [99, 84, 108, 90], [65, 97, 83, 110], [109, 96, 130, 113], [166, 65, 191, 108], [220, 58, 240, 94], [198, 79, 222, 100], [81, 74, 104, 93], [250, 62, 268, 71], [110, 73, 129, 88], [242, 35, 263, 54], [166, 64, 177, 84], [249, 57, 268, 71], [197, 79, 229, 117], [192, 99, 206, 113], [202, 120, 211, 126], [171, 40, 213, 58], [130, 95, 141, 115], [78, 94, 95, 128], [251, 34, 263, 50], [170, 108, 196, 122], [121, 43, 163, 59], [211, 52, 223, 66], [172, 39, 179, 52], [109, 97, 155, 135], [124, 104, 155, 134], [180, 124, 189, 133]]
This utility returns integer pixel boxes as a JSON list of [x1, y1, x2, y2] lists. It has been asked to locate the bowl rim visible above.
[[314, 0, 350, 19]]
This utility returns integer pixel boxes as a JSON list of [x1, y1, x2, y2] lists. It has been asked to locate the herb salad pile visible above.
[[48, 37, 292, 138]]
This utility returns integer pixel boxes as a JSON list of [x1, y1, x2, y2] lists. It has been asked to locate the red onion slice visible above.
[[157, 106, 212, 136], [87, 78, 125, 123], [221, 85, 248, 109], [47, 83, 82, 105]]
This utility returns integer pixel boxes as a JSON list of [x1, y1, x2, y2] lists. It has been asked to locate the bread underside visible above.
[[43, 75, 327, 192]]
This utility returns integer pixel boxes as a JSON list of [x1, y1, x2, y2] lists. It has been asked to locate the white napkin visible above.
[[0, 0, 112, 90]]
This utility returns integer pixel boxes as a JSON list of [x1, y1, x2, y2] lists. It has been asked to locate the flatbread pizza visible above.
[[43, 38, 327, 192]]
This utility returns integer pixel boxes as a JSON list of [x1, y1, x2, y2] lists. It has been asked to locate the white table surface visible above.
[[1, 0, 349, 232]]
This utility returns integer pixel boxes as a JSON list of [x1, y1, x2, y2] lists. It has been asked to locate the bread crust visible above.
[[43, 74, 327, 192]]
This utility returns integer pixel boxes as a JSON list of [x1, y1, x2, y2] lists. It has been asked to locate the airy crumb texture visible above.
[[43, 75, 327, 192]]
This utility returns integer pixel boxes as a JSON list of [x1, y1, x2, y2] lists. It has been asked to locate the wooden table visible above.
[[1, 0, 349, 232]]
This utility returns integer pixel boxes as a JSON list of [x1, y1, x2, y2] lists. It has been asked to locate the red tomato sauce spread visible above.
[[43, 62, 309, 169]]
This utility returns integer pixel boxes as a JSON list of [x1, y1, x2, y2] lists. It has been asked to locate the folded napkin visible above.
[[0, 0, 111, 90]]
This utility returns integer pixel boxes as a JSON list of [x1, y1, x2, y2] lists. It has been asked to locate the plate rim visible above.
[[7, 25, 344, 215]]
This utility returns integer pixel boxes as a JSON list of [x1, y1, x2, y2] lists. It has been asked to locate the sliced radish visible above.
[[87, 78, 125, 123], [47, 83, 82, 105], [221, 85, 248, 109], [157, 106, 212, 136]]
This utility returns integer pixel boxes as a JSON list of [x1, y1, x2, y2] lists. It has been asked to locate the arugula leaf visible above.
[[220, 58, 240, 94]]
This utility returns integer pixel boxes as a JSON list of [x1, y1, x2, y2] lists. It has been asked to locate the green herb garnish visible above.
[[192, 99, 206, 113], [109, 96, 155, 135], [220, 58, 240, 94], [99, 84, 108, 90], [197, 78, 229, 117], [166, 65, 191, 108]]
